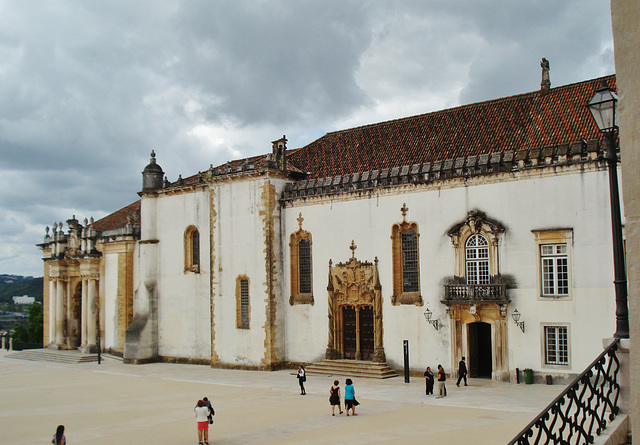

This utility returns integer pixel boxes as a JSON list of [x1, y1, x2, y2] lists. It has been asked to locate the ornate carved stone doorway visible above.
[[325, 242, 385, 362]]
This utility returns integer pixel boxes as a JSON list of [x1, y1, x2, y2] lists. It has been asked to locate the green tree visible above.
[[11, 303, 43, 344]]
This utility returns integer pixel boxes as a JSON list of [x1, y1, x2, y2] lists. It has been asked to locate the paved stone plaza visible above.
[[0, 351, 564, 444]]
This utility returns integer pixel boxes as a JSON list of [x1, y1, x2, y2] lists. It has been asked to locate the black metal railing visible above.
[[508, 338, 620, 445], [443, 283, 508, 302]]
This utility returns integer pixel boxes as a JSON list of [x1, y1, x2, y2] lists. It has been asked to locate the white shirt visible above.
[[195, 406, 209, 422]]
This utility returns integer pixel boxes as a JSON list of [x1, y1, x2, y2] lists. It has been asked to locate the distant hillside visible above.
[[0, 275, 43, 303]]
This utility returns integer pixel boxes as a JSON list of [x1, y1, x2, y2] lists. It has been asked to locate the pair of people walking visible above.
[[329, 378, 359, 416], [194, 396, 215, 445]]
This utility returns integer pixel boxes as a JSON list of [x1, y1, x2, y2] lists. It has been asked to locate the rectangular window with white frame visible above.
[[541, 244, 569, 296], [544, 325, 569, 366], [532, 229, 573, 299]]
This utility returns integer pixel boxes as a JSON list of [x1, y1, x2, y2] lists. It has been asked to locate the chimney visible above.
[[271, 135, 287, 171], [540, 58, 551, 95]]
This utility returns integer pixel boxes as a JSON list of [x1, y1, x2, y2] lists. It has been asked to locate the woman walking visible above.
[[436, 364, 447, 398], [194, 399, 210, 445], [297, 365, 306, 395], [344, 378, 358, 416], [329, 380, 343, 416], [51, 425, 65, 445]]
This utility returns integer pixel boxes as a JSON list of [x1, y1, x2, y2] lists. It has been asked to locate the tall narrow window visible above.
[[391, 204, 422, 305], [465, 234, 489, 285], [298, 239, 312, 294], [191, 230, 200, 267], [289, 213, 314, 305], [541, 244, 568, 296], [544, 325, 569, 365], [236, 275, 250, 329], [184, 226, 200, 273], [401, 230, 419, 292]]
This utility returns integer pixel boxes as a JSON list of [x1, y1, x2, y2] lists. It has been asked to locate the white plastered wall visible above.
[[154, 189, 212, 360], [282, 167, 619, 375]]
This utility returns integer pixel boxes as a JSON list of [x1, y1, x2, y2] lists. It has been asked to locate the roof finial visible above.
[[540, 58, 550, 95]]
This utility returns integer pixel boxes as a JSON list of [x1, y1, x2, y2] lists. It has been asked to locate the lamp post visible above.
[[587, 80, 629, 339]]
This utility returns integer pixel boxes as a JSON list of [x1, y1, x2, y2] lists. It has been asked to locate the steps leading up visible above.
[[305, 360, 399, 379], [6, 349, 98, 364]]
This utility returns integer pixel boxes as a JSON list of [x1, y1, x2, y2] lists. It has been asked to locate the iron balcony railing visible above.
[[508, 338, 620, 445], [443, 283, 508, 302]]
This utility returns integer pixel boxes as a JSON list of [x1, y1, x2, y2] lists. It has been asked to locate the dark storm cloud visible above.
[[0, 0, 614, 275]]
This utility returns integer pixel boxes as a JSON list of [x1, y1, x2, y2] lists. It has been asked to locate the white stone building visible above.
[[12, 295, 36, 305], [39, 72, 621, 382]]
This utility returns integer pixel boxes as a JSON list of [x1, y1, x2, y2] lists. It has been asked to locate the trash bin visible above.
[[524, 368, 534, 384]]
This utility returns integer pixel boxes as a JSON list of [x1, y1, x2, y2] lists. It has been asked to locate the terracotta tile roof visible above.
[[92, 200, 140, 232], [287, 75, 616, 178], [167, 154, 306, 188]]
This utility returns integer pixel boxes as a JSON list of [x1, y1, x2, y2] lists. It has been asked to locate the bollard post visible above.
[[9, 338, 13, 351], [403, 340, 410, 383]]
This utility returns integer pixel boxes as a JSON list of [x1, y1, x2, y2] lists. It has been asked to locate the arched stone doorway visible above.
[[325, 243, 385, 362]]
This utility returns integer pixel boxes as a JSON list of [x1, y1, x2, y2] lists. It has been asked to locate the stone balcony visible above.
[[442, 283, 509, 305]]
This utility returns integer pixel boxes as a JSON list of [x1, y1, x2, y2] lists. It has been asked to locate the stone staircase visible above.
[[6, 348, 98, 364], [305, 359, 399, 379]]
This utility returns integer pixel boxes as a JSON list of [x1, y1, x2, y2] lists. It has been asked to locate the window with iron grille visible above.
[[402, 230, 419, 292], [240, 279, 250, 328], [299, 239, 312, 294], [545, 325, 569, 365], [541, 244, 568, 296], [191, 230, 200, 267], [466, 234, 489, 285]]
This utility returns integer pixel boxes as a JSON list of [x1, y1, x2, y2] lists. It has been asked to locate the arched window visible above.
[[289, 213, 314, 305], [184, 226, 200, 273], [465, 234, 489, 284], [236, 275, 250, 329], [391, 204, 422, 306], [447, 211, 504, 282]]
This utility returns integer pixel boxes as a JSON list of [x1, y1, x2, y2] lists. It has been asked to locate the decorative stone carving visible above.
[[326, 247, 385, 362]]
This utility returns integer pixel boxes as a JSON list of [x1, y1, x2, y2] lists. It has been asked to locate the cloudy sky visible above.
[[0, 0, 614, 277]]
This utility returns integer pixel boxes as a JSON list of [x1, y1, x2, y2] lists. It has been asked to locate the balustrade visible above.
[[508, 339, 620, 445]]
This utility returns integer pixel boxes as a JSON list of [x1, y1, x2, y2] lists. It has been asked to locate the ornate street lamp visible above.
[[423, 308, 439, 330], [511, 309, 525, 333], [587, 80, 629, 339]]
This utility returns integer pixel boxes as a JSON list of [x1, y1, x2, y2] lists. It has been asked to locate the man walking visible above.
[[456, 356, 468, 387]]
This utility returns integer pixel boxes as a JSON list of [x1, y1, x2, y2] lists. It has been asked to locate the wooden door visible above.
[[342, 306, 356, 359], [359, 306, 374, 360]]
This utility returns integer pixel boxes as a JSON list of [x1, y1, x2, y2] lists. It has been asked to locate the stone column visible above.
[[81, 278, 88, 347], [87, 277, 97, 348], [55, 279, 65, 346], [49, 279, 56, 345]]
